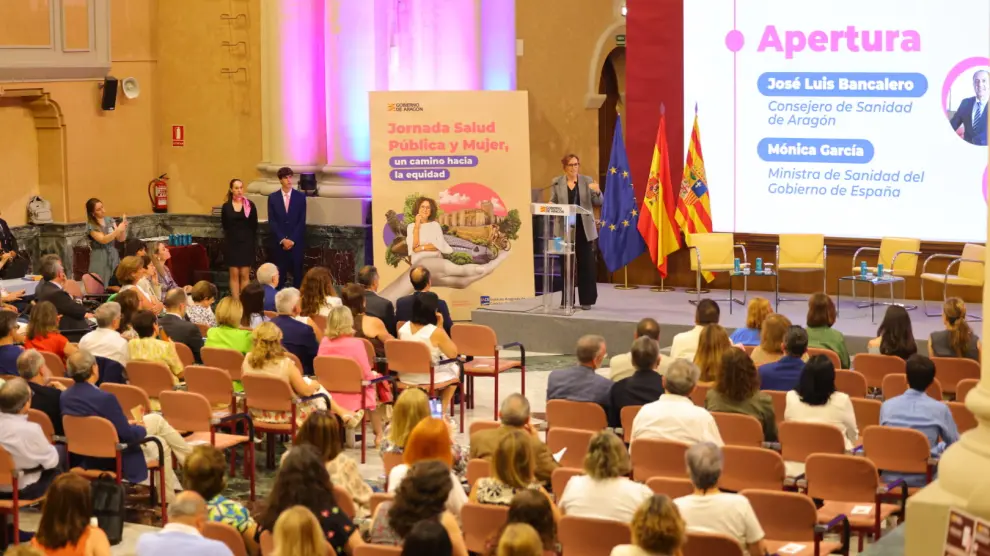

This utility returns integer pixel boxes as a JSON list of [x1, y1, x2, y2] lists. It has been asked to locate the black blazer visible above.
[[950, 96, 988, 145], [608, 369, 665, 428], [28, 382, 63, 435], [35, 281, 89, 332], [365, 291, 397, 337], [158, 313, 203, 364], [395, 292, 452, 336]]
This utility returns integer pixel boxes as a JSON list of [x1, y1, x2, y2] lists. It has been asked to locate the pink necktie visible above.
[[283, 191, 290, 212]]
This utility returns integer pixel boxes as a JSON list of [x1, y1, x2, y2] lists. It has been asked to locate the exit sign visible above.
[[616, 34, 626, 46]]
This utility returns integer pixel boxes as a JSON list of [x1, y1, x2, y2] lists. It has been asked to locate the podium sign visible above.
[[531, 203, 592, 315], [944, 508, 990, 555]]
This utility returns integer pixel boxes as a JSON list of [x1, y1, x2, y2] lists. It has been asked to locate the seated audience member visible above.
[[471, 429, 557, 512], [369, 459, 468, 556], [158, 289, 203, 364], [559, 431, 653, 522], [239, 281, 268, 329], [749, 314, 796, 367], [758, 326, 808, 391], [116, 289, 141, 340], [204, 297, 253, 353], [930, 297, 981, 361], [397, 293, 461, 415], [258, 445, 364, 554], [271, 506, 332, 556], [470, 394, 557, 485], [706, 349, 777, 442], [243, 322, 360, 428], [0, 377, 60, 500], [784, 355, 857, 476], [271, 287, 319, 376], [340, 283, 393, 360], [185, 280, 219, 328], [78, 302, 129, 365], [299, 267, 342, 318], [116, 256, 164, 314], [611, 494, 687, 556], [387, 418, 468, 515], [693, 324, 732, 385], [149, 241, 192, 299], [17, 350, 64, 435], [34, 256, 93, 334], [395, 266, 453, 336], [60, 349, 190, 501], [609, 336, 665, 428], [105, 238, 148, 291], [546, 335, 612, 413], [183, 445, 258, 554], [0, 311, 25, 376], [404, 519, 454, 556], [805, 293, 850, 368], [358, 265, 397, 336], [729, 298, 772, 346], [318, 305, 383, 441], [488, 489, 559, 556], [30, 474, 111, 556], [670, 299, 719, 361], [380, 387, 428, 455], [867, 305, 918, 360], [496, 524, 543, 556], [136, 255, 162, 303], [675, 442, 766, 556], [257, 263, 280, 313], [630, 360, 723, 446], [128, 310, 184, 382], [609, 318, 672, 382], [136, 491, 234, 556], [880, 355, 960, 487], [24, 301, 78, 362]]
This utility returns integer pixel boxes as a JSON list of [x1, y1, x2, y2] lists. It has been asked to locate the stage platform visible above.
[[471, 284, 978, 356]]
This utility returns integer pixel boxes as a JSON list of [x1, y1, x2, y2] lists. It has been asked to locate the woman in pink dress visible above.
[[318, 305, 384, 446]]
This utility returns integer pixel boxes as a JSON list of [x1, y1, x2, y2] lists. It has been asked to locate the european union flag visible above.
[[599, 115, 646, 272]]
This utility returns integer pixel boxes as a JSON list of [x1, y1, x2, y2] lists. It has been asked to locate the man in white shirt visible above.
[[669, 298, 720, 361], [630, 359, 723, 447], [78, 302, 129, 364], [675, 442, 766, 556], [609, 318, 672, 382], [136, 491, 233, 556], [0, 377, 61, 500]]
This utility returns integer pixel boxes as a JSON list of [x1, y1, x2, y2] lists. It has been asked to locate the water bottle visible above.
[[552, 237, 564, 253], [877, 263, 884, 278], [733, 258, 740, 273], [168, 234, 174, 246], [755, 258, 763, 273], [860, 261, 867, 278]]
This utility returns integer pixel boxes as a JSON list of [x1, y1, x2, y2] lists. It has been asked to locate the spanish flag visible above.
[[677, 108, 715, 281], [637, 106, 682, 278]]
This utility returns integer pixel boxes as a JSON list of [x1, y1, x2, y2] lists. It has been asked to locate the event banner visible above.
[[685, 0, 989, 242], [369, 91, 535, 320]]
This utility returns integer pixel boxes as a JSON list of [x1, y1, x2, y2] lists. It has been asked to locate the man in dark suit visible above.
[[758, 326, 808, 391], [34, 255, 93, 337], [358, 265, 396, 336], [950, 69, 989, 146], [270, 287, 318, 376], [469, 394, 558, 486], [158, 289, 203, 364], [257, 263, 280, 313], [60, 350, 149, 485], [395, 266, 452, 336], [267, 167, 307, 288], [16, 349, 64, 435]]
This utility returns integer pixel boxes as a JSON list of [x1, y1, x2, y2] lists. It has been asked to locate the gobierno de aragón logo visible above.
[[387, 102, 424, 112]]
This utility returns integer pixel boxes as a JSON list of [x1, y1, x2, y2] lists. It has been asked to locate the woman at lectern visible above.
[[549, 154, 601, 310]]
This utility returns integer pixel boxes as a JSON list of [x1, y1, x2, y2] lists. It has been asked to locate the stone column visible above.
[[905, 210, 990, 554], [247, 0, 326, 196]]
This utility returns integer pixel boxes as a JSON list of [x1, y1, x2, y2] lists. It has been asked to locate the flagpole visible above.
[[650, 276, 674, 292], [614, 266, 638, 290]]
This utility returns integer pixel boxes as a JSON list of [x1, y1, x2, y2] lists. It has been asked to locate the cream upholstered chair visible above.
[[775, 234, 826, 301], [850, 237, 921, 304], [920, 243, 985, 319], [685, 232, 746, 306]]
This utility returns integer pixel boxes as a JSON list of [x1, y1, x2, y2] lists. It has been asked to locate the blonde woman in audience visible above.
[[496, 524, 544, 556], [379, 388, 468, 473], [149, 241, 191, 298], [729, 297, 771, 346], [930, 297, 981, 361], [204, 297, 253, 353], [185, 280, 218, 327], [30, 474, 111, 556], [271, 506, 326, 556], [24, 301, 77, 362], [783, 355, 857, 476], [183, 445, 259, 554], [805, 293, 850, 368], [242, 322, 361, 428], [558, 431, 652, 522], [611, 494, 686, 556], [749, 313, 799, 367], [300, 267, 341, 317], [471, 429, 558, 515], [116, 255, 164, 314], [693, 324, 732, 385], [705, 348, 777, 442], [387, 417, 468, 515]]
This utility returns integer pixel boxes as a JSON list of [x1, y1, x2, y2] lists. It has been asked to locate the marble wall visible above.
[[10, 214, 371, 288]]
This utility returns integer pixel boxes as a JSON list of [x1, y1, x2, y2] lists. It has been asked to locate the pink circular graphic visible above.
[[941, 56, 990, 112], [725, 30, 744, 52]]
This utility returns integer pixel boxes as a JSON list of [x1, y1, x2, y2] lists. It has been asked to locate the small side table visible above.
[[728, 270, 779, 314], [837, 275, 906, 323]]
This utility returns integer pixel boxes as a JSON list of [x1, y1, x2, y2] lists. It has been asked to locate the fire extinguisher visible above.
[[148, 173, 168, 214]]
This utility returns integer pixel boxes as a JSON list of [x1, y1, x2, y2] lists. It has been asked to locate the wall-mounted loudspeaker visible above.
[[101, 76, 118, 111]]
